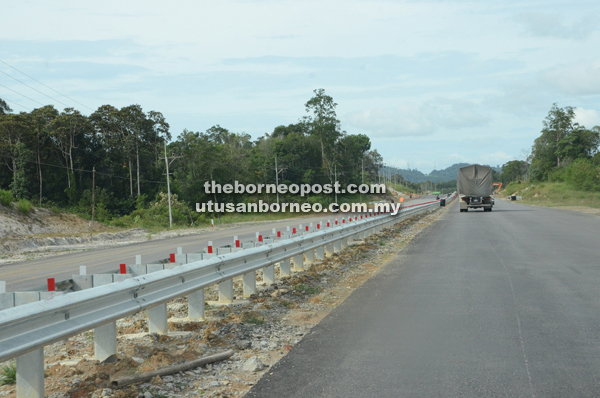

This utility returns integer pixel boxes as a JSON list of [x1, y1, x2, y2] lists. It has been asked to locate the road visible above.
[[0, 196, 433, 291], [246, 199, 600, 397]]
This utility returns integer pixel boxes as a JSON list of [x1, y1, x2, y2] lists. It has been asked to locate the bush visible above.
[[0, 189, 15, 206], [0, 362, 16, 385], [16, 198, 33, 214], [567, 159, 600, 191]]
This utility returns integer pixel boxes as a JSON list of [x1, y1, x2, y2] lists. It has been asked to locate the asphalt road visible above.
[[247, 199, 600, 397], [0, 196, 433, 291]]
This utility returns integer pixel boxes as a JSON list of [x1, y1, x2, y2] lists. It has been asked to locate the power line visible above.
[[0, 95, 32, 112], [0, 59, 94, 112], [0, 68, 72, 109], [0, 83, 46, 107], [0, 153, 165, 185]]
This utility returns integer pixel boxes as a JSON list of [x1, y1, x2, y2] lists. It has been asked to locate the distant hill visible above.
[[382, 163, 500, 183]]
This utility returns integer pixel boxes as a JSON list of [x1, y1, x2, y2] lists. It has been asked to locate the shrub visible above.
[[0, 189, 15, 207], [567, 159, 600, 191], [16, 198, 33, 214], [0, 362, 16, 385]]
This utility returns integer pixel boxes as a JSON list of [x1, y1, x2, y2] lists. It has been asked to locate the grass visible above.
[[503, 182, 600, 209], [16, 199, 33, 214], [0, 362, 16, 385], [241, 311, 266, 325], [244, 316, 265, 325], [293, 283, 320, 295], [0, 190, 14, 207]]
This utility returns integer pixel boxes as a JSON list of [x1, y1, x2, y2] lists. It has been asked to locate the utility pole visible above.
[[334, 163, 338, 203], [161, 143, 182, 229], [275, 155, 279, 205], [90, 166, 95, 238], [164, 142, 173, 229], [361, 158, 364, 203]]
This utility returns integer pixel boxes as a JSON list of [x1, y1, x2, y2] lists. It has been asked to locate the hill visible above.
[[383, 163, 500, 183]]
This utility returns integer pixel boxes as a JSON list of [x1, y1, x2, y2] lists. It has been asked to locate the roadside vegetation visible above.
[[497, 103, 599, 208], [0, 362, 16, 386], [0, 89, 385, 230], [504, 181, 600, 209]]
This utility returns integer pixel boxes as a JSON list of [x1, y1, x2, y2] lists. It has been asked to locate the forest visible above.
[[0, 89, 382, 227]]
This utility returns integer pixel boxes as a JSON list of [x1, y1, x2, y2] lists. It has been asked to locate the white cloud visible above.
[[474, 151, 515, 167], [345, 98, 488, 138], [515, 12, 599, 40], [574, 107, 600, 128], [346, 104, 435, 137], [540, 59, 600, 95]]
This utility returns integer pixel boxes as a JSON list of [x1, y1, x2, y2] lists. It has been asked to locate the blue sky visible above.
[[1, 0, 599, 173]]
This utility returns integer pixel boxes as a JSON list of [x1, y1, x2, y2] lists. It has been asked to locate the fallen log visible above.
[[111, 350, 235, 388]]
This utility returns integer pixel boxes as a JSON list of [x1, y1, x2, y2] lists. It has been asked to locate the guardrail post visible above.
[[325, 242, 334, 257], [16, 348, 44, 398], [94, 322, 117, 361], [334, 240, 342, 253], [340, 237, 348, 250], [219, 279, 234, 303], [263, 265, 275, 285], [316, 246, 325, 260], [136, 255, 142, 264], [293, 254, 304, 271], [243, 271, 256, 297], [279, 259, 291, 276], [305, 248, 315, 264], [188, 289, 205, 321], [148, 304, 168, 334], [82, 276, 119, 359]]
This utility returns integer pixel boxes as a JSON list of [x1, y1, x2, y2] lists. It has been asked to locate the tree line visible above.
[[498, 104, 600, 190], [0, 89, 382, 225]]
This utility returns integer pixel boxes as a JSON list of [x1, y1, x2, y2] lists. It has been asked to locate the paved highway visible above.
[[247, 199, 600, 397], [0, 196, 433, 291]]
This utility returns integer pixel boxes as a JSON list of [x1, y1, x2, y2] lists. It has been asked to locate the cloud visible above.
[[574, 107, 600, 128], [540, 59, 600, 95], [345, 98, 488, 138], [474, 151, 514, 166], [346, 104, 435, 137], [515, 12, 599, 40]]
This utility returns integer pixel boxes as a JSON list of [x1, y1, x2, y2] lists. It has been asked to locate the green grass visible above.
[[0, 190, 15, 207], [16, 198, 33, 214], [293, 283, 320, 295], [241, 311, 266, 324], [389, 182, 415, 194], [503, 182, 600, 209], [0, 362, 16, 385], [244, 316, 265, 325]]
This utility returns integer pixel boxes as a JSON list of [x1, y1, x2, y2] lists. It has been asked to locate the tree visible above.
[[501, 160, 529, 183], [0, 98, 11, 115], [531, 104, 577, 176], [30, 106, 59, 205], [302, 89, 341, 184], [51, 108, 88, 191], [557, 126, 600, 162], [0, 113, 33, 198]]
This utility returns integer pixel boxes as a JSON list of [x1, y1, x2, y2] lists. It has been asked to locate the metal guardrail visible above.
[[0, 196, 454, 397]]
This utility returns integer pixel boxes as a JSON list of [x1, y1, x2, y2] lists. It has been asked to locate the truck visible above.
[[457, 164, 494, 212]]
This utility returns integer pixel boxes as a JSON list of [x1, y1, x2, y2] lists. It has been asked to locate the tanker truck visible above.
[[457, 164, 494, 212]]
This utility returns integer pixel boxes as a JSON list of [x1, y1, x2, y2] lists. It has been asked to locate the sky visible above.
[[1, 0, 600, 173]]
